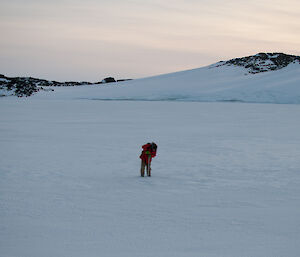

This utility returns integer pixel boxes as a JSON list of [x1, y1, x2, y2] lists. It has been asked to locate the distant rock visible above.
[[117, 79, 133, 82], [101, 77, 116, 83], [0, 75, 95, 97], [218, 53, 300, 74]]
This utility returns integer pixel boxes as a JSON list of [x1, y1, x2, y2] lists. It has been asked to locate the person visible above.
[[139, 142, 157, 177]]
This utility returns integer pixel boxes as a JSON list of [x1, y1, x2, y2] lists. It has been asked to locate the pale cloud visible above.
[[0, 0, 299, 80]]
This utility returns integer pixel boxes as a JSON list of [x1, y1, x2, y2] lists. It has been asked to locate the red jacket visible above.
[[140, 143, 157, 164]]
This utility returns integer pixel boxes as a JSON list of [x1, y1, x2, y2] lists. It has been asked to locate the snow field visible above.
[[1, 99, 300, 257]]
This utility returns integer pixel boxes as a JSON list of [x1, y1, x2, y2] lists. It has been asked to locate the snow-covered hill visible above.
[[33, 52, 300, 104], [1, 52, 299, 103]]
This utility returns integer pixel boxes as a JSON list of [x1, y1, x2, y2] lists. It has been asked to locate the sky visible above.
[[0, 0, 299, 81]]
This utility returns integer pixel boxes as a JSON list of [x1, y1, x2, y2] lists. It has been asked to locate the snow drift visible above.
[[31, 52, 300, 104], [95, 64, 300, 104]]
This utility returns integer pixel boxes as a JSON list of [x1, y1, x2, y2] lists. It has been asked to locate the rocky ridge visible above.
[[0, 75, 130, 97], [214, 52, 300, 74]]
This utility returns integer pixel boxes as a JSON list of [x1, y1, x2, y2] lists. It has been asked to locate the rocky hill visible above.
[[215, 52, 300, 74]]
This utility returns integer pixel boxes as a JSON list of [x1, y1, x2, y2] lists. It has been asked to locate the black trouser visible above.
[[140, 157, 151, 177]]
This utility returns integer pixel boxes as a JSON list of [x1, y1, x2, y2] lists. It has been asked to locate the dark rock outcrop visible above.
[[101, 77, 116, 83], [221, 53, 300, 74]]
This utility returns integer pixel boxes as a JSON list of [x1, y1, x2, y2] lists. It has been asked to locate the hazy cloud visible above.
[[0, 0, 299, 80]]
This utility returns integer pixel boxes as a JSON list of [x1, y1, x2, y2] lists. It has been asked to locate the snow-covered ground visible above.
[[1, 98, 300, 257]]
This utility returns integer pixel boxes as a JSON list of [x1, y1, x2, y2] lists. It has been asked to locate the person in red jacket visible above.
[[140, 142, 157, 177]]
